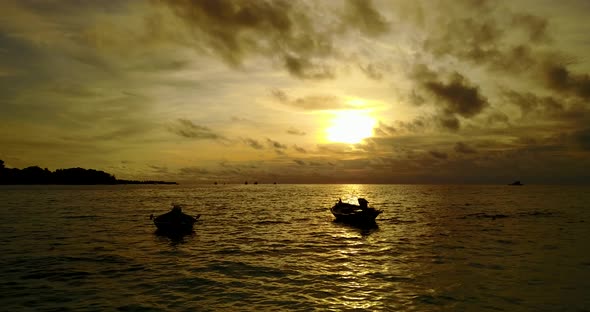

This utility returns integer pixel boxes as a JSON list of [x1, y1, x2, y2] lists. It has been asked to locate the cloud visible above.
[[343, 0, 389, 37], [283, 55, 335, 80], [286, 127, 306, 136], [270, 89, 354, 111], [486, 112, 510, 126], [293, 145, 307, 153], [454, 142, 477, 154], [502, 89, 563, 118], [359, 63, 384, 80], [409, 65, 489, 131], [374, 122, 396, 136], [243, 138, 264, 150], [429, 150, 448, 160], [573, 128, 590, 151], [436, 116, 459, 131], [266, 138, 287, 149], [179, 166, 209, 175], [511, 13, 551, 43], [170, 119, 224, 140], [541, 62, 590, 100], [149, 165, 169, 174], [294, 159, 306, 166], [423, 72, 489, 118], [157, 0, 338, 79]]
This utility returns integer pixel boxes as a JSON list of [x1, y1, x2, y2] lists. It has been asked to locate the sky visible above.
[[1, 0, 589, 184]]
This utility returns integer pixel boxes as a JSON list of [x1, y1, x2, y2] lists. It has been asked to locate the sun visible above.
[[326, 111, 376, 144]]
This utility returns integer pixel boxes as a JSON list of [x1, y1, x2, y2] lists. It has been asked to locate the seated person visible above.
[[358, 198, 369, 210]]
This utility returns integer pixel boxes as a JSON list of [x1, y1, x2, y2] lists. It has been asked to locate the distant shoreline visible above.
[[0, 160, 177, 185]]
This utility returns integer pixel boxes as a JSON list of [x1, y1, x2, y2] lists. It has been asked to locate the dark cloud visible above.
[[375, 118, 433, 136], [294, 159, 306, 166], [170, 119, 224, 140], [541, 62, 590, 100], [159, 0, 293, 65], [286, 127, 306, 136], [454, 142, 477, 154], [410, 65, 485, 131], [423, 72, 489, 118], [266, 138, 287, 150], [429, 150, 448, 160], [407, 90, 427, 106], [423, 16, 503, 63], [397, 118, 429, 133], [412, 1, 589, 109], [374, 122, 396, 136], [343, 0, 389, 37], [243, 138, 263, 150], [502, 89, 564, 117], [293, 145, 307, 153], [511, 13, 551, 43], [573, 128, 590, 151], [284, 55, 335, 80], [438, 115, 460, 131], [271, 89, 353, 111], [412, 2, 552, 76], [486, 112, 510, 126], [158, 0, 337, 79]]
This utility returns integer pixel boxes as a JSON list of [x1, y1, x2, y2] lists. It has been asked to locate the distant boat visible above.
[[508, 181, 524, 186], [330, 198, 382, 225], [150, 204, 200, 234]]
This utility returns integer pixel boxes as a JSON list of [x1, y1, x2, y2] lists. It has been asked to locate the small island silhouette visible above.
[[0, 160, 176, 185]]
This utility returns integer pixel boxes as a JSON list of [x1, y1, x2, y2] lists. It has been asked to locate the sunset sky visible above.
[[1, 0, 589, 184]]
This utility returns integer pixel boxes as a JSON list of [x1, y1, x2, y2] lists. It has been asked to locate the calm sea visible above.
[[0, 184, 589, 311]]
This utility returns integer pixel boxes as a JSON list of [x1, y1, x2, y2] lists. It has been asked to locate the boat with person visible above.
[[150, 204, 200, 234], [330, 198, 382, 225]]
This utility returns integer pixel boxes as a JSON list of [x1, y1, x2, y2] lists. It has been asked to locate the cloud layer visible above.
[[0, 0, 588, 183]]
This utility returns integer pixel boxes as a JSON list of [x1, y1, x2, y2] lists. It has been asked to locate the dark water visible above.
[[0, 184, 589, 311]]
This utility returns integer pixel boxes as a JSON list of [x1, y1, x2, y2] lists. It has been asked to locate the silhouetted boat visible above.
[[509, 181, 524, 186], [150, 204, 200, 234], [331, 198, 382, 225]]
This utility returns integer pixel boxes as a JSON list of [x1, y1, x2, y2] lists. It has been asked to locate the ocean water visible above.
[[0, 184, 589, 311]]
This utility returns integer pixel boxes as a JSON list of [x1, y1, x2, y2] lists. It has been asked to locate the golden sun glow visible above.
[[326, 111, 376, 144]]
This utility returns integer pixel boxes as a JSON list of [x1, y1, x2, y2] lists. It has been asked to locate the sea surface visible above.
[[0, 184, 589, 311]]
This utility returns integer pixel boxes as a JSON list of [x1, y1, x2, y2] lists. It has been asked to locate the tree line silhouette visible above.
[[0, 160, 176, 185]]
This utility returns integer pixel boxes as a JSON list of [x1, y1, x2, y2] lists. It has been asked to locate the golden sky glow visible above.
[[326, 111, 376, 144], [0, 0, 589, 183]]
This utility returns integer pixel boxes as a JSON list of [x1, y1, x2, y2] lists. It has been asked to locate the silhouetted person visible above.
[[358, 198, 369, 211]]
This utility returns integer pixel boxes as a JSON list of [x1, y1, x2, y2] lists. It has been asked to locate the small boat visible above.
[[150, 204, 200, 234], [330, 198, 382, 225], [508, 181, 524, 186]]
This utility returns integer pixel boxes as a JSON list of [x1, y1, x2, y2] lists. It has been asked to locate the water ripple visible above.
[[0, 184, 589, 311]]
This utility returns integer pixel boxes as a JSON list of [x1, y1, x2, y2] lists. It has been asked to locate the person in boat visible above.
[[171, 204, 182, 213], [358, 198, 369, 211]]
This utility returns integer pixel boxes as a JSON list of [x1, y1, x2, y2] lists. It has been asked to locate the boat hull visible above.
[[152, 210, 198, 234], [153, 220, 195, 234], [330, 203, 382, 225]]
